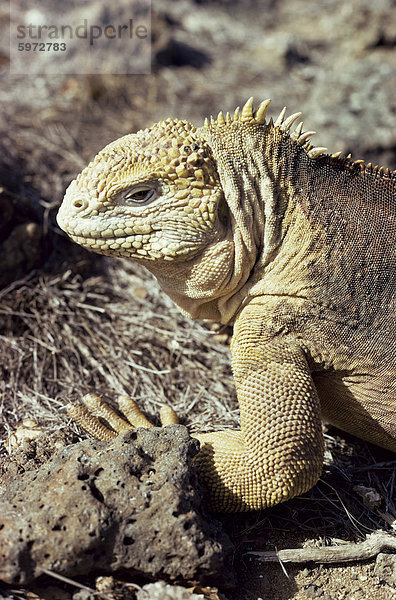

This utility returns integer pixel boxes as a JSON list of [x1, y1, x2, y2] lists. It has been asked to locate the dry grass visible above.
[[0, 258, 238, 448]]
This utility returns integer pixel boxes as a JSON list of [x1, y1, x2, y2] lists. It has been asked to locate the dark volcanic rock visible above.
[[0, 426, 232, 585], [0, 190, 43, 288]]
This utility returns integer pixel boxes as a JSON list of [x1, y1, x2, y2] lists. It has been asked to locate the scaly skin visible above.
[[57, 98, 396, 512]]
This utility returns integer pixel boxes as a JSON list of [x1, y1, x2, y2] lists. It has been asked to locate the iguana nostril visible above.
[[73, 200, 83, 208]]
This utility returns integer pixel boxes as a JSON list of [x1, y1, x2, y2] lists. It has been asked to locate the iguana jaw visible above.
[[57, 177, 223, 262]]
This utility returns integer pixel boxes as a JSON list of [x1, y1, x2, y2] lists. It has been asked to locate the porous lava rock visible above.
[[0, 426, 232, 586]]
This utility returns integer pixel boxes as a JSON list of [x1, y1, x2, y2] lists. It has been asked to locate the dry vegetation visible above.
[[0, 261, 237, 441]]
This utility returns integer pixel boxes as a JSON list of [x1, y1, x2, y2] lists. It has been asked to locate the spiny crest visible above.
[[205, 96, 328, 160], [204, 97, 396, 178]]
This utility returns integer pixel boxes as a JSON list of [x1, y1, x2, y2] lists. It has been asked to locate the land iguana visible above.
[[57, 98, 396, 512]]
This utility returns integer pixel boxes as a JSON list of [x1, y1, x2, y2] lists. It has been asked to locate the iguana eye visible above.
[[120, 186, 157, 205]]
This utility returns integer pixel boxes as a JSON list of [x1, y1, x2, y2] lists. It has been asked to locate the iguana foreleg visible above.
[[192, 307, 325, 511]]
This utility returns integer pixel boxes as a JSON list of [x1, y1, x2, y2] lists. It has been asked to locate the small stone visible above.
[[374, 553, 396, 586], [353, 485, 382, 509], [4, 419, 45, 452], [137, 582, 206, 600], [95, 575, 115, 593], [305, 584, 324, 597]]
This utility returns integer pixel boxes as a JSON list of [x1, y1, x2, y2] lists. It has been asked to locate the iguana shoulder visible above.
[[57, 98, 396, 512]]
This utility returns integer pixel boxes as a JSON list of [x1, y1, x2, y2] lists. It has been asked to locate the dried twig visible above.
[[248, 531, 396, 564]]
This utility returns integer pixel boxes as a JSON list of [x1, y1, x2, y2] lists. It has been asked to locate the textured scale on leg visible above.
[[193, 305, 324, 511]]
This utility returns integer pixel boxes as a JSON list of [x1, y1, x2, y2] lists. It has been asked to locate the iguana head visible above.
[[57, 118, 225, 261], [57, 115, 244, 320]]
